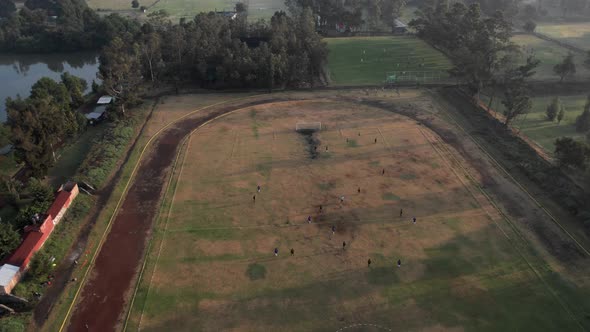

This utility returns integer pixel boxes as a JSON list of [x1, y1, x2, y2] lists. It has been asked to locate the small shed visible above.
[[393, 19, 408, 34], [86, 96, 112, 125], [0, 264, 20, 295]]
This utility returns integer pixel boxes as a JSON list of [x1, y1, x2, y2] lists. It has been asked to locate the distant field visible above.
[[484, 93, 588, 153], [511, 34, 590, 81], [87, 0, 285, 21], [326, 36, 452, 86], [537, 23, 590, 50]]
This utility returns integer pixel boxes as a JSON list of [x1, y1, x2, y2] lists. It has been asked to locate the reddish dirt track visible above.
[[66, 97, 284, 332]]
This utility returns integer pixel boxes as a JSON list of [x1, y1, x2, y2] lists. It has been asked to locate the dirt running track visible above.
[[66, 97, 286, 332]]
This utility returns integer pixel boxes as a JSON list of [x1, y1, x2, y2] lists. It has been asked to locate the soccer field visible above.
[[125, 95, 586, 331], [325, 36, 452, 86], [537, 22, 590, 50], [86, 0, 285, 20]]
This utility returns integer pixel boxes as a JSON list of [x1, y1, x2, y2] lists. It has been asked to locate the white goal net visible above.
[[296, 122, 322, 132]]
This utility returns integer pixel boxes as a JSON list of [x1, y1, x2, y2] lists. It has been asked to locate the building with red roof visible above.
[[0, 182, 78, 294]]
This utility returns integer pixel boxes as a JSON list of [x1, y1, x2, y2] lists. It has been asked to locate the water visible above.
[[0, 52, 100, 122]]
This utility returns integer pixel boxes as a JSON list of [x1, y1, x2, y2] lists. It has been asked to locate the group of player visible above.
[[254, 136, 418, 270]]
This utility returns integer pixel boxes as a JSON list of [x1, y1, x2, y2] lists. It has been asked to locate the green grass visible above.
[[537, 22, 590, 50], [325, 36, 452, 86], [150, 0, 285, 21], [483, 93, 588, 153], [346, 139, 359, 147], [382, 192, 400, 201], [48, 125, 108, 186], [246, 263, 267, 280], [511, 34, 590, 81]]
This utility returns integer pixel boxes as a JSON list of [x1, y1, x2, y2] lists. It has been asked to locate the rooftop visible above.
[[0, 264, 19, 287], [97, 96, 113, 105]]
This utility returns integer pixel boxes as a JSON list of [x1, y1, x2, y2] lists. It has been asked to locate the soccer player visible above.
[[257, 185, 261, 193], [412, 216, 416, 224], [374, 138, 377, 144], [308, 215, 312, 223], [332, 225, 336, 235], [343, 241, 346, 250], [274, 248, 279, 256], [253, 195, 256, 202], [382, 168, 385, 175], [358, 187, 361, 193], [397, 259, 401, 267], [340, 196, 345, 203], [368, 258, 372, 267], [400, 209, 403, 217], [291, 248, 294, 256]]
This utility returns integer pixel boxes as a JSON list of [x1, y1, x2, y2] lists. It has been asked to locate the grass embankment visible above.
[[482, 93, 588, 153], [511, 34, 590, 81]]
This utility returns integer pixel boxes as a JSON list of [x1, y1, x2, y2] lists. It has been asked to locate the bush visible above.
[[545, 97, 560, 121], [554, 137, 590, 169], [0, 222, 20, 260], [576, 109, 590, 132], [523, 20, 536, 33], [76, 118, 137, 188]]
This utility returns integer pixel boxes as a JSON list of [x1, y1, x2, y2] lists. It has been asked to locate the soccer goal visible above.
[[296, 122, 322, 132]]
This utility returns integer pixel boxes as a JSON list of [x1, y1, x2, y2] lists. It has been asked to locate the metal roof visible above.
[[96, 96, 113, 105], [0, 264, 19, 287]]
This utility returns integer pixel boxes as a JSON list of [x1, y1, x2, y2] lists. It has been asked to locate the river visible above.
[[0, 52, 100, 122]]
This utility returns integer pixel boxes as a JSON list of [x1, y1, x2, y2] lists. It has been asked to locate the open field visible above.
[[87, 0, 285, 21], [326, 36, 452, 86], [537, 22, 590, 50], [126, 97, 587, 331], [512, 34, 590, 81], [483, 93, 588, 153]]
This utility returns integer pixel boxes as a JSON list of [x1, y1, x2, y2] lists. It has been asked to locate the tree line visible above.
[[0, 0, 141, 52], [99, 9, 328, 117], [286, 0, 406, 31]]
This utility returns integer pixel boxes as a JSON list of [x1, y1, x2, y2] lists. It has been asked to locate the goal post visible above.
[[296, 122, 322, 132]]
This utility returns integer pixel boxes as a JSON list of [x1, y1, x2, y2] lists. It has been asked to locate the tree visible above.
[[235, 2, 246, 13], [523, 20, 536, 33], [0, 0, 16, 18], [30, 77, 71, 112], [554, 53, 576, 82], [28, 250, 52, 279], [98, 36, 143, 117], [557, 105, 566, 124], [576, 95, 590, 132], [501, 56, 539, 126], [576, 109, 590, 132], [131, 0, 139, 8], [0, 123, 11, 147], [0, 222, 20, 260], [6, 96, 74, 177], [554, 137, 590, 169], [546, 97, 561, 121], [61, 72, 88, 109], [139, 31, 162, 83]]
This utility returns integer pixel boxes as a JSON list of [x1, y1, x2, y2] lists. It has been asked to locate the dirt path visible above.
[[30, 101, 159, 331], [65, 97, 285, 332]]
